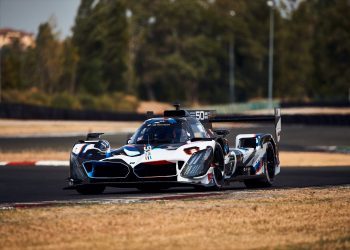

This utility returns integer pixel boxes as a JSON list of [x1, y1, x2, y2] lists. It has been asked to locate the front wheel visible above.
[[76, 185, 105, 195], [198, 144, 225, 191]]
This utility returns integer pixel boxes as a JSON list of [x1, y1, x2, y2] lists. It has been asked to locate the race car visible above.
[[65, 105, 281, 194]]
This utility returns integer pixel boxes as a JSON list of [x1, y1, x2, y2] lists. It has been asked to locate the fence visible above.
[[0, 103, 349, 126]]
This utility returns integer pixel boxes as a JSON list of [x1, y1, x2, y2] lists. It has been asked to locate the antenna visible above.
[[173, 103, 180, 110]]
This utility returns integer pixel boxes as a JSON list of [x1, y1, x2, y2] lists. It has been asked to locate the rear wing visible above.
[[188, 108, 282, 146]]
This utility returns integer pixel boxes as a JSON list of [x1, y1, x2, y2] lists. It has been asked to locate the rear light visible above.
[[184, 147, 200, 155]]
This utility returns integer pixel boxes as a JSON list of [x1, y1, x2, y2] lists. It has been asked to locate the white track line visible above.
[[36, 161, 69, 166], [0, 161, 69, 167]]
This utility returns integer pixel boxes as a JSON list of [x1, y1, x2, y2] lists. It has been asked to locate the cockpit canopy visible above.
[[129, 117, 211, 144]]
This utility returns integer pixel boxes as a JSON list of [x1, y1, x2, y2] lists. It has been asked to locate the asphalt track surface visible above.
[[1, 165, 349, 204], [1, 125, 349, 152], [1, 124, 349, 204]]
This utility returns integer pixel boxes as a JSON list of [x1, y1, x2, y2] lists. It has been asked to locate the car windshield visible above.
[[187, 118, 211, 138], [130, 119, 190, 144]]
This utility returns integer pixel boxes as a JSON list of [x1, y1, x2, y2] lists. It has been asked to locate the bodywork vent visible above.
[[83, 161, 130, 178]]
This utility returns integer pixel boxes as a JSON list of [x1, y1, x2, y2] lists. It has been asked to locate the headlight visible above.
[[181, 147, 213, 178], [183, 146, 200, 155]]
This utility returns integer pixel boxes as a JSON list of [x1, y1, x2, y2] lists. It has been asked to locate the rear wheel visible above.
[[76, 185, 105, 195], [244, 142, 276, 188]]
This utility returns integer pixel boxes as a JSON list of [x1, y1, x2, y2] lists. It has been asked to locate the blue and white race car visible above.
[[66, 105, 281, 194]]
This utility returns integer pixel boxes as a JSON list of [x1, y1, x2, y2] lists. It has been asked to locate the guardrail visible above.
[[0, 103, 349, 126]]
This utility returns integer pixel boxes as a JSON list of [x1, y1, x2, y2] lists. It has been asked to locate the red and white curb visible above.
[[0, 160, 69, 167]]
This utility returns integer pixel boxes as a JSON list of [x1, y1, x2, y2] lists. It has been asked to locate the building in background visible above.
[[0, 28, 35, 49]]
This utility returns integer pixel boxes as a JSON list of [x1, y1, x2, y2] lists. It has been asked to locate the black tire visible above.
[[76, 185, 105, 195], [244, 142, 276, 188], [200, 144, 225, 191]]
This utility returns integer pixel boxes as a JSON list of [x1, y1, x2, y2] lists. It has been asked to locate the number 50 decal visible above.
[[195, 111, 208, 121], [189, 110, 211, 121]]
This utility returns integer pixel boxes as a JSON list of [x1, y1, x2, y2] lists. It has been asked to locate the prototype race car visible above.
[[66, 105, 281, 194]]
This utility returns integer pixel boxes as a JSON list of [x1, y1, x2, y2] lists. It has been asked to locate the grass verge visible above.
[[280, 151, 350, 167], [0, 186, 349, 250]]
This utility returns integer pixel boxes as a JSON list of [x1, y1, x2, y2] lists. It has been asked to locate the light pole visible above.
[[229, 10, 235, 104], [0, 48, 2, 103], [267, 0, 275, 109], [0, 53, 2, 103], [125, 9, 134, 93]]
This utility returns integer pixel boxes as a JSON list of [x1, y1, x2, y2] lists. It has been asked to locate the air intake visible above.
[[83, 161, 130, 178]]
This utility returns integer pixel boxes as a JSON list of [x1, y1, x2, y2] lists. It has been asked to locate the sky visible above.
[[0, 0, 302, 39], [0, 0, 80, 38]]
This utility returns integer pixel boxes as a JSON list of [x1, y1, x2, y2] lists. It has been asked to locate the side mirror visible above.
[[126, 133, 133, 144]]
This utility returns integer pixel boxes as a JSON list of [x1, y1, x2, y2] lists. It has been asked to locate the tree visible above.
[[134, 0, 232, 103], [275, 2, 314, 101], [72, 0, 128, 94], [1, 41, 23, 90], [59, 38, 78, 94], [312, 0, 350, 101], [35, 22, 62, 94]]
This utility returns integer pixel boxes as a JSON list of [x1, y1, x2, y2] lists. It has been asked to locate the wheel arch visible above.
[[260, 134, 277, 155], [215, 137, 229, 155]]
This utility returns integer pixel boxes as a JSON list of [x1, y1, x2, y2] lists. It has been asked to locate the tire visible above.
[[201, 144, 225, 191], [244, 142, 276, 188], [76, 185, 105, 195]]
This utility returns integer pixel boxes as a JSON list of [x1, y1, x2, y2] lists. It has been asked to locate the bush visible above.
[[2, 88, 139, 112], [112, 93, 139, 112], [89, 92, 139, 112], [94, 95, 115, 111], [26, 88, 51, 106], [51, 92, 81, 110], [2, 88, 51, 106], [2, 90, 27, 103], [78, 93, 98, 110]]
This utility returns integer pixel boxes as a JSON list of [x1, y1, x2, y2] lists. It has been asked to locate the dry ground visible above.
[[1, 150, 349, 167], [0, 120, 141, 137], [245, 107, 350, 115], [0, 119, 250, 137], [279, 151, 350, 167], [137, 101, 173, 114], [0, 150, 70, 162], [0, 186, 349, 250]]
